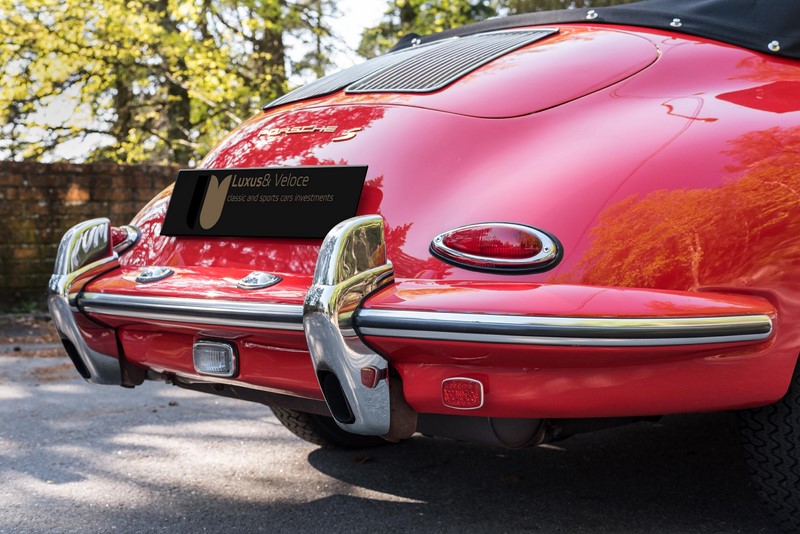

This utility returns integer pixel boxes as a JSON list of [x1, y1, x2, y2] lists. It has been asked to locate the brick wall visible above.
[[0, 161, 177, 311]]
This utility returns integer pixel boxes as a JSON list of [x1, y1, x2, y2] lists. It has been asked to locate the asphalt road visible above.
[[0, 352, 782, 534]]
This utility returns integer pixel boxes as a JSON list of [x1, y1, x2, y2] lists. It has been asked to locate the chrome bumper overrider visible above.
[[48, 218, 123, 385], [52, 215, 775, 436], [303, 215, 395, 435]]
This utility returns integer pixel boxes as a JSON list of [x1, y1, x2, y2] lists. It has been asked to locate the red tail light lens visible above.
[[110, 225, 139, 253], [430, 223, 560, 273], [443, 225, 541, 258]]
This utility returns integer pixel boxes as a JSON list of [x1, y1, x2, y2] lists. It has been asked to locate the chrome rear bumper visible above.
[[50, 215, 776, 435]]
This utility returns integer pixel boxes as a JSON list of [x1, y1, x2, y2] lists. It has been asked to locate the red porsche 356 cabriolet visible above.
[[49, 0, 800, 529]]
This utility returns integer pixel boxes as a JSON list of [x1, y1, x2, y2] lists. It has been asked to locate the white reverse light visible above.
[[193, 340, 238, 377]]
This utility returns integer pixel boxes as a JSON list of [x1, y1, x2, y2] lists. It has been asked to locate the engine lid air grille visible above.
[[262, 28, 557, 110], [346, 29, 557, 94], [262, 41, 442, 110]]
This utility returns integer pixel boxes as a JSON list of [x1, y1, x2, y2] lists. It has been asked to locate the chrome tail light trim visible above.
[[113, 225, 140, 254], [430, 222, 562, 273]]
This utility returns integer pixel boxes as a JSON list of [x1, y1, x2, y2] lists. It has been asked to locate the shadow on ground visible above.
[[0, 344, 780, 534]]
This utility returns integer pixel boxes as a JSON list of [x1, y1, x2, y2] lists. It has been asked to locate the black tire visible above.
[[737, 368, 800, 533], [270, 406, 391, 449]]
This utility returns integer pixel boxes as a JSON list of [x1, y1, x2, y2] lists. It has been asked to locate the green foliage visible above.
[[358, 0, 499, 59], [358, 0, 641, 58], [0, 0, 644, 164], [0, 0, 336, 165], [505, 0, 640, 13], [292, 0, 341, 80]]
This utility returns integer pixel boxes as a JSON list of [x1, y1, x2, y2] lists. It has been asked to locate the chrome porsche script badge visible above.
[[260, 125, 362, 142], [263, 125, 338, 136]]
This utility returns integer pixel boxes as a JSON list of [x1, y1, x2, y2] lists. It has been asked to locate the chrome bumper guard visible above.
[[48, 218, 123, 385], [303, 215, 395, 435]]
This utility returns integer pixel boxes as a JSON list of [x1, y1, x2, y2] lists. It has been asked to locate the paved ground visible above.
[[0, 314, 63, 359], [0, 314, 782, 533]]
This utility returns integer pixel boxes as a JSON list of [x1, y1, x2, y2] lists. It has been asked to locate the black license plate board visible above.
[[161, 166, 367, 238]]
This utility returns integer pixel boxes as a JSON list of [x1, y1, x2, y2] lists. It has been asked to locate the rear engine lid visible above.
[[265, 27, 660, 118]]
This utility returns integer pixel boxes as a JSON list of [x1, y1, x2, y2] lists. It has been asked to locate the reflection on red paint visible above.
[[717, 81, 800, 113], [568, 126, 800, 290]]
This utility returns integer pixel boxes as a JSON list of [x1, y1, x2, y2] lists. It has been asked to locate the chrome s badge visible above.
[[260, 125, 363, 142], [331, 128, 362, 142]]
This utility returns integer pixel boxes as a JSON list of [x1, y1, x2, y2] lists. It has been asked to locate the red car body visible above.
[[48, 0, 800, 529]]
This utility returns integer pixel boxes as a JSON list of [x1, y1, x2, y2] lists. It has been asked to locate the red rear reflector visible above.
[[360, 366, 385, 388], [442, 378, 484, 410], [430, 223, 560, 273]]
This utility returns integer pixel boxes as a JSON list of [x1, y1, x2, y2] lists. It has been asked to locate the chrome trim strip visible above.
[[303, 215, 394, 435], [78, 293, 305, 331], [355, 309, 773, 347], [48, 218, 122, 385], [356, 328, 771, 347], [167, 371, 329, 413]]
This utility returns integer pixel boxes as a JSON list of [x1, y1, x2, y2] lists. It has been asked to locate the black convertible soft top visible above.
[[392, 0, 800, 60]]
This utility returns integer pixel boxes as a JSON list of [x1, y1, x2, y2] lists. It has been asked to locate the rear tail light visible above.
[[430, 223, 561, 273], [110, 225, 139, 253]]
